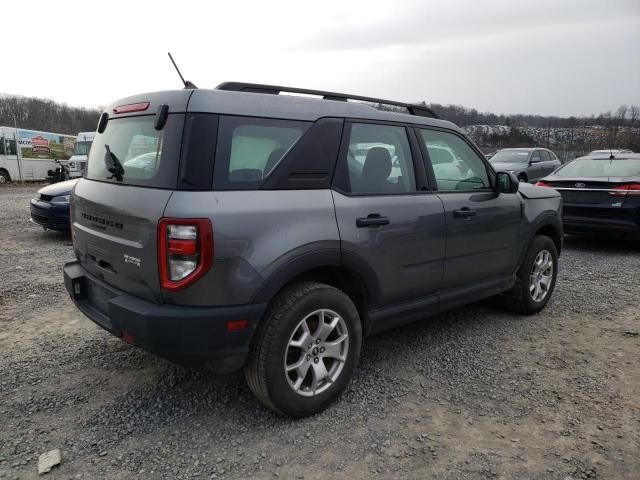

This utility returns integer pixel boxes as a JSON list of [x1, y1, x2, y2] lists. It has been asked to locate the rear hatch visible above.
[[71, 91, 192, 303]]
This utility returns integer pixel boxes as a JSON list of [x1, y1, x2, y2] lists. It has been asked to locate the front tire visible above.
[[502, 235, 558, 315], [245, 282, 362, 417], [0, 170, 10, 183]]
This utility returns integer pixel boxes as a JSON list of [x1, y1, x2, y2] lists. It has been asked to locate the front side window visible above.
[[343, 123, 416, 194], [530, 151, 542, 162], [214, 116, 309, 189], [419, 129, 490, 191]]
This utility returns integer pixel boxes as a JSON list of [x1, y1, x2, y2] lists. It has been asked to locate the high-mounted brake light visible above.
[[535, 181, 552, 187], [113, 102, 150, 114], [158, 218, 213, 291], [609, 184, 640, 197]]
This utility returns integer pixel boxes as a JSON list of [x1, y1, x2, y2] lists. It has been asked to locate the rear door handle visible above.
[[356, 214, 390, 228], [453, 207, 477, 218]]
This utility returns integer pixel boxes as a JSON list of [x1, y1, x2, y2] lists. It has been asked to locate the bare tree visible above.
[[606, 105, 628, 148], [630, 105, 640, 126]]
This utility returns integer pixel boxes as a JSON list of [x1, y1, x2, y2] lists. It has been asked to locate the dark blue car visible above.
[[30, 179, 78, 231]]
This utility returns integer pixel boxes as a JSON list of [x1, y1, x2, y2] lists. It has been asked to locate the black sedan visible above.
[[30, 179, 79, 231], [536, 153, 640, 240]]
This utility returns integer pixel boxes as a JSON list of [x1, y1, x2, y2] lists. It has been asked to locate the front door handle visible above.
[[453, 207, 477, 218], [356, 214, 390, 228]]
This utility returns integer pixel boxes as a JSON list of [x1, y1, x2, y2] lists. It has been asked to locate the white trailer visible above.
[[0, 127, 76, 182], [60, 131, 95, 178]]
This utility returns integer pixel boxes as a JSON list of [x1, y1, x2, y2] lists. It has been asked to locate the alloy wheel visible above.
[[284, 309, 349, 397]]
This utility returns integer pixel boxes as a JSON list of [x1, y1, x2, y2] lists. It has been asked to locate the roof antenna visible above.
[[168, 52, 197, 89]]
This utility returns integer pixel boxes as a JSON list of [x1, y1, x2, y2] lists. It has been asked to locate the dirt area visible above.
[[0, 184, 638, 480]]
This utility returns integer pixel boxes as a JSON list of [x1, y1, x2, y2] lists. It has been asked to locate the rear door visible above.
[[332, 121, 446, 308], [72, 93, 190, 303], [528, 150, 546, 181], [416, 127, 521, 292]]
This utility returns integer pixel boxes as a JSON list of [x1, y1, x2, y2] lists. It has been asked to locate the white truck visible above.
[[0, 127, 76, 182], [61, 131, 95, 178]]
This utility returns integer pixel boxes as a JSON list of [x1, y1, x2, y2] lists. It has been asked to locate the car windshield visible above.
[[555, 158, 640, 177], [489, 150, 530, 163]]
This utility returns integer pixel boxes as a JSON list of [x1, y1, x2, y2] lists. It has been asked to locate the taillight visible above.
[[535, 181, 552, 187], [609, 184, 640, 197], [158, 218, 213, 291]]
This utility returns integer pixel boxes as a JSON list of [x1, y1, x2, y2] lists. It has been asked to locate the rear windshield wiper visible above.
[[104, 144, 124, 182]]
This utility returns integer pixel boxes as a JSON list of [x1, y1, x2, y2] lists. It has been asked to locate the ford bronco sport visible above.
[[64, 82, 563, 417]]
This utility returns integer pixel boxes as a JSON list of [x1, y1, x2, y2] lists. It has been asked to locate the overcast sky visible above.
[[1, 0, 639, 117]]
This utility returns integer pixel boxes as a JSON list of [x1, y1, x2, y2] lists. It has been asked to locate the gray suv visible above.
[[63, 83, 563, 417], [489, 148, 562, 183]]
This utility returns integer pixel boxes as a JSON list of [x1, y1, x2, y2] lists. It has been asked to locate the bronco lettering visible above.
[[81, 212, 124, 229]]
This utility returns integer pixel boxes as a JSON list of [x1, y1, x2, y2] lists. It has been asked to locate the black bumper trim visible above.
[[63, 261, 266, 372]]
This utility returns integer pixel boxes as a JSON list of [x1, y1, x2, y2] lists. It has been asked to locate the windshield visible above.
[[86, 114, 183, 188], [489, 150, 530, 163], [556, 158, 640, 178], [74, 140, 93, 155]]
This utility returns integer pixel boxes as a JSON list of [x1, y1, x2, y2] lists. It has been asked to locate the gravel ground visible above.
[[0, 184, 639, 480]]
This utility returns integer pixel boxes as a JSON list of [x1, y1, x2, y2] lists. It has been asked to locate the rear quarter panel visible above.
[[162, 190, 340, 306]]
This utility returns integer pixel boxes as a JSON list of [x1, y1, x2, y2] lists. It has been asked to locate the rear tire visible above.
[[245, 281, 362, 417], [517, 174, 527, 183], [501, 235, 558, 315]]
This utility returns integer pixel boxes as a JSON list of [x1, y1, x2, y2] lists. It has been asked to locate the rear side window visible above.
[[213, 116, 309, 190], [86, 114, 184, 188], [540, 151, 551, 161], [342, 123, 417, 194]]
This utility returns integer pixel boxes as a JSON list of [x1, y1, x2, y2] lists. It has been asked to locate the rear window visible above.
[[213, 116, 310, 190], [86, 115, 184, 188], [556, 158, 640, 178]]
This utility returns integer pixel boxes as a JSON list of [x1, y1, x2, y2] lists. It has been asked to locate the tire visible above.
[[517, 174, 527, 183], [0, 170, 9, 184], [245, 281, 362, 417], [501, 235, 558, 315]]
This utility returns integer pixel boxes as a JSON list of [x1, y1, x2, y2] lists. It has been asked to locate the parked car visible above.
[[489, 148, 561, 182], [30, 178, 78, 231], [63, 83, 563, 417], [536, 153, 640, 240]]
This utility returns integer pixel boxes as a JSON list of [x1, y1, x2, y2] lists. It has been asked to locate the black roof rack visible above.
[[216, 82, 438, 119]]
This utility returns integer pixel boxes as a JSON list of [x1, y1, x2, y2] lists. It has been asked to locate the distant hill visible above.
[[0, 94, 100, 135]]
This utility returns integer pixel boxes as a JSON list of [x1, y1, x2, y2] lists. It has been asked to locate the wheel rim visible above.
[[529, 249, 553, 302], [284, 309, 349, 397], [0, 175, 6, 184]]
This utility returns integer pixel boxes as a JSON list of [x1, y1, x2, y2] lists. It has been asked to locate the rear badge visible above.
[[574, 182, 586, 188], [124, 254, 141, 267]]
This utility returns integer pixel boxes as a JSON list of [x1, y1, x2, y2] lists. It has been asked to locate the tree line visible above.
[[1, 93, 638, 139], [422, 103, 640, 129], [0, 95, 100, 135]]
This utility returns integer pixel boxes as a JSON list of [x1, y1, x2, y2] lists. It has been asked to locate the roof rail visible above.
[[216, 82, 438, 119]]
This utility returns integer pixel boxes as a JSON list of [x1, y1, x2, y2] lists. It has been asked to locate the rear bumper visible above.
[[63, 260, 266, 372], [30, 199, 70, 231], [562, 211, 640, 236]]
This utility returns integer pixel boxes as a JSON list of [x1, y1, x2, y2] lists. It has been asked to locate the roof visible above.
[[105, 88, 460, 132], [575, 153, 640, 160], [499, 147, 550, 151]]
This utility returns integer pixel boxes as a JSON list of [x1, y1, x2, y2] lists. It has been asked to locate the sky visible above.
[[1, 0, 639, 117]]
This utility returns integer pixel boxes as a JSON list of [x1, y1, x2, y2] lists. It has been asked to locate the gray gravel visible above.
[[0, 184, 639, 480]]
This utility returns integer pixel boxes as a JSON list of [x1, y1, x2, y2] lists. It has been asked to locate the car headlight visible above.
[[50, 195, 71, 205], [69, 162, 76, 168]]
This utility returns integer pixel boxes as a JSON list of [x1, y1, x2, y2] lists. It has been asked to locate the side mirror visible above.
[[496, 171, 519, 193]]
